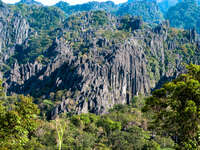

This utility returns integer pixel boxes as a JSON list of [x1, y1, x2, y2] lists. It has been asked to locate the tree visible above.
[[54, 118, 66, 150], [143, 64, 200, 149], [97, 117, 121, 135], [0, 87, 39, 149], [165, 0, 200, 33]]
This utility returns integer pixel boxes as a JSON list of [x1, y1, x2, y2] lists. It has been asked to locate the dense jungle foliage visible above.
[[165, 0, 200, 33], [1, 64, 200, 149], [8, 4, 65, 64], [1, 0, 200, 149]]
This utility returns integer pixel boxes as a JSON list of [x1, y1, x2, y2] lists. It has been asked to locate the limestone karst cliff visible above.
[[0, 2, 29, 62], [0, 2, 200, 119]]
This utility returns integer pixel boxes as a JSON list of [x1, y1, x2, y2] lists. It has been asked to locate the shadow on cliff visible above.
[[152, 75, 176, 92], [6, 62, 83, 98]]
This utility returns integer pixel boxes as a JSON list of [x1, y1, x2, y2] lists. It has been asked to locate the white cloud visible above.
[[2, 0, 128, 5], [2, 0, 19, 3]]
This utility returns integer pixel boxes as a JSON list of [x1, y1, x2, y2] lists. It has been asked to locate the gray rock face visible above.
[[5, 20, 200, 120], [0, 2, 29, 61], [1, 8, 199, 119], [6, 36, 152, 117]]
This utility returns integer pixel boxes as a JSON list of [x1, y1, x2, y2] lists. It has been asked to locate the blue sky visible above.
[[2, 0, 128, 5]]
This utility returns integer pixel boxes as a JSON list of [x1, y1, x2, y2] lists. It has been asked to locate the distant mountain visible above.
[[17, 0, 43, 5], [55, 0, 163, 23], [6, 0, 200, 34], [165, 0, 200, 33], [128, 0, 157, 2], [55, 1, 69, 10], [158, 0, 180, 13], [128, 0, 200, 14], [55, 1, 117, 15], [158, 0, 200, 13], [117, 0, 164, 23]]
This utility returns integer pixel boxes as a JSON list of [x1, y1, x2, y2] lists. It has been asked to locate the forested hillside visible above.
[[55, 1, 118, 16], [53, 0, 200, 33], [14, 0, 200, 33], [8, 3, 65, 63], [165, 0, 200, 33], [1, 65, 200, 149], [116, 0, 164, 23], [158, 0, 179, 13], [0, 0, 199, 117], [0, 0, 200, 149]]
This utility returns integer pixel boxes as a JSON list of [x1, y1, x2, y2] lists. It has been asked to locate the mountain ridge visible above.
[[0, 0, 200, 118], [17, 0, 43, 5], [1, 4, 199, 117]]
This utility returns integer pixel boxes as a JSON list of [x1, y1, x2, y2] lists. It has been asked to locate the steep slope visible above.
[[54, 1, 69, 10], [2, 11, 200, 119], [55, 0, 163, 23], [116, 0, 164, 23], [55, 1, 117, 16], [8, 3, 65, 63], [0, 1, 29, 70], [165, 0, 200, 33], [158, 0, 179, 13], [54, 0, 200, 32]]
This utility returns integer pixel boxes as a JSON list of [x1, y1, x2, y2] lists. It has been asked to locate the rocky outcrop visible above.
[[0, 2, 29, 61], [6, 35, 152, 117], [1, 9, 200, 119]]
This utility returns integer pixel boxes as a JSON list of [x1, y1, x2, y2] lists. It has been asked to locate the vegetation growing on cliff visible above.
[[0, 0, 200, 149], [0, 89, 175, 149], [165, 0, 200, 33], [1, 64, 199, 149], [9, 4, 65, 64], [144, 64, 200, 149]]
